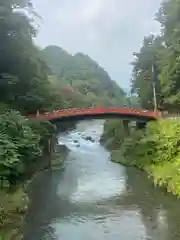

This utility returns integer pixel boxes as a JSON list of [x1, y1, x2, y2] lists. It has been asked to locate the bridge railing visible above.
[[160, 111, 180, 119]]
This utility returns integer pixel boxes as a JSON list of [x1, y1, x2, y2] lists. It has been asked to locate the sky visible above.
[[33, 0, 162, 90]]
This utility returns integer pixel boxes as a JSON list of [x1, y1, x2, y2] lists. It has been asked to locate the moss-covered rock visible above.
[[51, 143, 69, 170]]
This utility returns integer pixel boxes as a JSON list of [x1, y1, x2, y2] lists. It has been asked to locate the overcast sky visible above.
[[33, 0, 162, 89]]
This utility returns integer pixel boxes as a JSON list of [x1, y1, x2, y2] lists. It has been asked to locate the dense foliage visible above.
[[131, 0, 180, 112], [121, 120, 180, 197], [127, 0, 180, 196], [0, 111, 54, 185], [0, 0, 64, 114], [0, 0, 59, 187], [107, 0, 180, 197], [102, 118, 180, 196], [41, 46, 126, 107]]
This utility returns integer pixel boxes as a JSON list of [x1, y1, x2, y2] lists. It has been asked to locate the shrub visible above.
[[123, 119, 180, 165], [0, 110, 45, 185], [122, 119, 180, 196], [27, 120, 55, 146]]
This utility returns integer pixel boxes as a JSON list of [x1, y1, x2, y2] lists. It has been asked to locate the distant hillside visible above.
[[41, 45, 126, 108]]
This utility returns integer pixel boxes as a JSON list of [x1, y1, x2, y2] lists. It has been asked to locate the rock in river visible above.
[[55, 144, 69, 154], [85, 136, 92, 141], [84, 136, 94, 142]]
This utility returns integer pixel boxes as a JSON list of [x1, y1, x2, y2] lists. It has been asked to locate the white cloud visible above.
[[33, 0, 162, 88]]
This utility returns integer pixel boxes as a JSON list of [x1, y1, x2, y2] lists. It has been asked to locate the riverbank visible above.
[[0, 114, 56, 240], [101, 119, 180, 198], [0, 108, 75, 239], [0, 135, 68, 240], [1, 176, 48, 239], [0, 144, 52, 240], [0, 184, 29, 239]]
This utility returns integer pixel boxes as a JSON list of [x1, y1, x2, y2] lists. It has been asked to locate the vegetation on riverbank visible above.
[[0, 110, 55, 238], [0, 185, 29, 239], [0, 111, 55, 185], [0, 0, 61, 182], [101, 0, 180, 198], [102, 119, 180, 197], [0, 0, 63, 236], [122, 119, 180, 197]]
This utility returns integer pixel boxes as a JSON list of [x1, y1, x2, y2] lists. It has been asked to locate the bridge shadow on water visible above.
[[23, 166, 180, 240]]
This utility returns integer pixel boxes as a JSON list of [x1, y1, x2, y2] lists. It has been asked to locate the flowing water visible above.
[[24, 120, 180, 240]]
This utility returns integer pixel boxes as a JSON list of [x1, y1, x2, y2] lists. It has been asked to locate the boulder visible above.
[[55, 144, 69, 154], [85, 136, 94, 142]]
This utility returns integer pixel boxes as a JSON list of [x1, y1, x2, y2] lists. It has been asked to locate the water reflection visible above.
[[24, 121, 180, 240], [125, 167, 180, 240]]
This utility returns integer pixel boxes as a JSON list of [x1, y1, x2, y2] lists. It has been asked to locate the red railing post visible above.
[[36, 110, 40, 118]]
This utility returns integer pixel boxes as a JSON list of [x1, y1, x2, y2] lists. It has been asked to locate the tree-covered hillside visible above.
[[41, 45, 126, 108]]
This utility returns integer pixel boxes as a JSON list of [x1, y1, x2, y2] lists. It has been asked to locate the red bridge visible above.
[[28, 107, 161, 122]]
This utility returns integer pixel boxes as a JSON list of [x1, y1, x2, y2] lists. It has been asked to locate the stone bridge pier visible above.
[[123, 120, 147, 136], [136, 121, 147, 130], [123, 120, 130, 136]]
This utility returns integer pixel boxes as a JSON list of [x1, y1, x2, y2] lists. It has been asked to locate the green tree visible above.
[[131, 35, 163, 110], [131, 0, 180, 112], [156, 0, 180, 110], [0, 0, 63, 113], [0, 111, 42, 183]]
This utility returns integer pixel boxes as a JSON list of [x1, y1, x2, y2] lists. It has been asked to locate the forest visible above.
[[131, 0, 180, 112], [41, 45, 126, 108]]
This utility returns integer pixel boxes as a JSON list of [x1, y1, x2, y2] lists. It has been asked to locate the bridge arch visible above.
[[28, 107, 160, 123], [28, 107, 160, 136]]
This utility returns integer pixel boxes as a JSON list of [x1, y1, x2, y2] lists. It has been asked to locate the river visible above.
[[24, 120, 180, 240]]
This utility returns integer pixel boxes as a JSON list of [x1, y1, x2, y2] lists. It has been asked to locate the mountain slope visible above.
[[41, 45, 126, 108]]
